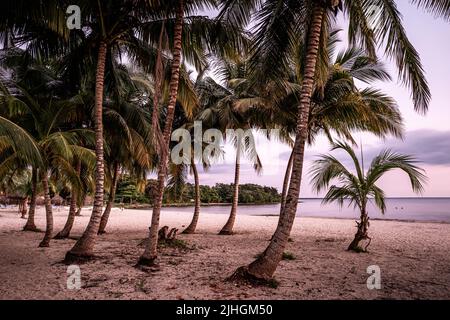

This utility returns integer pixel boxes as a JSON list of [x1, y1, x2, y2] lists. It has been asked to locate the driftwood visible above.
[[138, 226, 179, 247]]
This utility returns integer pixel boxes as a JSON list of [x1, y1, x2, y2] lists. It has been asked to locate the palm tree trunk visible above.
[[138, 0, 185, 266], [20, 197, 28, 218], [182, 156, 201, 234], [98, 162, 120, 234], [348, 207, 371, 252], [152, 21, 165, 149], [219, 146, 241, 235], [75, 192, 86, 216], [38, 171, 53, 247], [235, 4, 325, 281], [279, 149, 294, 216], [54, 160, 81, 239], [65, 41, 107, 261], [23, 168, 38, 231]]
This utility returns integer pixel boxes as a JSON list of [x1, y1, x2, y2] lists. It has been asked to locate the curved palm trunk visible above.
[[65, 41, 107, 261], [20, 198, 28, 218], [348, 207, 371, 252], [138, 0, 184, 266], [75, 193, 86, 216], [279, 149, 294, 216], [98, 162, 120, 234], [182, 157, 201, 234], [151, 21, 166, 140], [23, 168, 38, 231], [236, 5, 325, 281], [219, 147, 241, 235], [38, 171, 53, 247], [54, 160, 81, 239]]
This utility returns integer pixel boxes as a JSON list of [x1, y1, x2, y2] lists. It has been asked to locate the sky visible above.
[[187, 2, 450, 198]]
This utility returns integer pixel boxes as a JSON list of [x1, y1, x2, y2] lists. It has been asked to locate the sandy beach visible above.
[[0, 206, 449, 300]]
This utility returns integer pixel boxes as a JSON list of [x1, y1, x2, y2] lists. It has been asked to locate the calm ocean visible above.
[[163, 198, 450, 223]]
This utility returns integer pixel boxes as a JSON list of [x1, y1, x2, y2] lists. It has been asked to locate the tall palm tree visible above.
[[310, 141, 427, 252], [251, 42, 404, 216], [195, 58, 264, 235], [219, 132, 261, 235], [63, 0, 164, 261], [220, 0, 431, 281], [98, 63, 155, 235], [138, 0, 186, 266]]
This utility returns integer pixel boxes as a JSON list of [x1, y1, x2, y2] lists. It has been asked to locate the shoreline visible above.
[[9, 202, 446, 225], [251, 214, 450, 225]]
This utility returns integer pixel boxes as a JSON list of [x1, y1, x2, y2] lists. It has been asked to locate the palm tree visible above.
[[219, 131, 261, 235], [23, 167, 39, 231], [62, 0, 163, 261], [0, 48, 95, 247], [166, 114, 225, 235], [53, 159, 82, 239], [12, 169, 33, 218], [98, 66, 155, 234], [252, 42, 404, 216], [220, 0, 431, 281], [138, 0, 186, 266], [310, 141, 427, 252], [182, 156, 201, 233], [192, 59, 263, 235]]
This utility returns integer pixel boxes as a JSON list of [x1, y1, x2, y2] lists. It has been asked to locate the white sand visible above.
[[0, 206, 449, 300]]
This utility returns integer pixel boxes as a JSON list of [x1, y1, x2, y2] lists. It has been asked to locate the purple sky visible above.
[[191, 2, 450, 197]]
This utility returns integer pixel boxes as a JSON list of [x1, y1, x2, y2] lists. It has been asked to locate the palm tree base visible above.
[[97, 230, 107, 235], [53, 232, 69, 240], [23, 225, 40, 232], [218, 229, 233, 235], [347, 236, 371, 253], [136, 255, 158, 267], [227, 266, 276, 287], [64, 250, 95, 264], [348, 246, 367, 253], [38, 241, 50, 248], [181, 228, 195, 234]]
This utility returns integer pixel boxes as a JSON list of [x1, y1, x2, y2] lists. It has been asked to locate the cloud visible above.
[[279, 130, 450, 172], [363, 130, 450, 166]]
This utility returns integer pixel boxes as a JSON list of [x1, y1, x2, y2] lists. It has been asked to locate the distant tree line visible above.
[[114, 176, 280, 205]]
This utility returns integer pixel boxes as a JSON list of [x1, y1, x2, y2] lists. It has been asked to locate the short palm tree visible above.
[[310, 141, 427, 252]]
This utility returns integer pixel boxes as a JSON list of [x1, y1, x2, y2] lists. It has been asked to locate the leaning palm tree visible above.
[[220, 0, 431, 281], [53, 158, 84, 239], [310, 141, 427, 252]]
